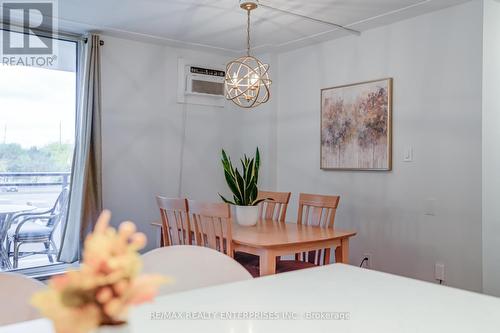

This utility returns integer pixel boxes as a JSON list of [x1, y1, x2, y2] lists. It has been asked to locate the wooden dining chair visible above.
[[235, 191, 292, 276], [276, 193, 340, 273], [156, 196, 191, 246], [188, 200, 235, 257], [257, 191, 292, 223]]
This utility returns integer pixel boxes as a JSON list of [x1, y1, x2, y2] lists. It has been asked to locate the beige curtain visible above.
[[58, 34, 102, 263], [81, 35, 103, 240]]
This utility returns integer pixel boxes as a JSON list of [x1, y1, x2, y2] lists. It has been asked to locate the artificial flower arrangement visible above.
[[31, 210, 168, 333]]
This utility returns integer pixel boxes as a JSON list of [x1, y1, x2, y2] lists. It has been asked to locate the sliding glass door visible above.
[[0, 31, 78, 272]]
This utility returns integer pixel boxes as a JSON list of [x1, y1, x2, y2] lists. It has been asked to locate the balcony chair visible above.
[[6, 188, 69, 269]]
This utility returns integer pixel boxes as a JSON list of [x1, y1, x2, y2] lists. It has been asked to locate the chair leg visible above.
[[50, 240, 58, 262], [13, 241, 21, 269], [44, 242, 54, 263], [5, 239, 11, 258], [0, 249, 7, 269]]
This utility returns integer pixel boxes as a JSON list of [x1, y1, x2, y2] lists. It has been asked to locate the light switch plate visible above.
[[425, 198, 437, 216], [403, 146, 413, 162]]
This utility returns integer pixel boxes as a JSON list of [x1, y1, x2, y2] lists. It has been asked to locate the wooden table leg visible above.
[[335, 238, 350, 264], [259, 251, 277, 276]]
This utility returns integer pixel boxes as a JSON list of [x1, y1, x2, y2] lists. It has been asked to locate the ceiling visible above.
[[44, 0, 471, 53]]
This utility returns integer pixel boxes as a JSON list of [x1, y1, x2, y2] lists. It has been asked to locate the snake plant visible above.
[[219, 148, 266, 206]]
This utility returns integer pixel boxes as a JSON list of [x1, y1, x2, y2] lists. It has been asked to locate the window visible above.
[[0, 29, 78, 273]]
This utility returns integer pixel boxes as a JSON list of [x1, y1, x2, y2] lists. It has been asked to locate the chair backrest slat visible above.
[[188, 200, 233, 257], [156, 196, 191, 246], [257, 191, 291, 223], [296, 193, 340, 265]]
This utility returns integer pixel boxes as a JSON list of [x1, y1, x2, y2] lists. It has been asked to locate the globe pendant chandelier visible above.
[[225, 0, 272, 108]]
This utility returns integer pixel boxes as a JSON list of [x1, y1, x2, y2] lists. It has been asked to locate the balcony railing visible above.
[[0, 172, 71, 188]]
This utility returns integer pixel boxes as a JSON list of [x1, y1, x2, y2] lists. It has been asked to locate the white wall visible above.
[[276, 1, 483, 292], [482, 0, 500, 296], [99, 1, 488, 293], [100, 36, 276, 250]]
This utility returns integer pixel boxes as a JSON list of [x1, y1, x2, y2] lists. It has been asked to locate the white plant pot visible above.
[[234, 205, 259, 227], [93, 323, 130, 333]]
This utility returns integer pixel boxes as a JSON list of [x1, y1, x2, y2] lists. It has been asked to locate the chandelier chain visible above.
[[246, 9, 251, 56]]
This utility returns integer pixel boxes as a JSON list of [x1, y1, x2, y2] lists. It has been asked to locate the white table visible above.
[[0, 320, 53, 333], [1, 264, 499, 332]]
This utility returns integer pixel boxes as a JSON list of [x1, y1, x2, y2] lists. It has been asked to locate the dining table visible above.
[[2, 264, 499, 333], [152, 219, 357, 276]]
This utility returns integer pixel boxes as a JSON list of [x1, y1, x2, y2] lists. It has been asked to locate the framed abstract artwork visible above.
[[321, 78, 393, 171]]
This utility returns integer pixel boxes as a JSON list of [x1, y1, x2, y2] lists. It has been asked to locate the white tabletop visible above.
[[0, 205, 35, 215], [0, 319, 53, 333], [1, 264, 499, 333]]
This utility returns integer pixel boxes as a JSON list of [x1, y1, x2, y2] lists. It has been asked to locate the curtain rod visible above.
[[0, 20, 81, 40], [0, 20, 104, 45]]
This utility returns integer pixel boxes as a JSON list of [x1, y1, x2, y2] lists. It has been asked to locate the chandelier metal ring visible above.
[[225, 1, 272, 109], [226, 55, 271, 108]]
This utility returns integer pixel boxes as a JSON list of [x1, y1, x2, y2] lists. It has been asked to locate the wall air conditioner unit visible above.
[[185, 66, 225, 97], [177, 59, 226, 108]]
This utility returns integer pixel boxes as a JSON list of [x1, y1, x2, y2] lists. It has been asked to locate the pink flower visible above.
[[96, 287, 113, 304], [119, 221, 136, 238], [50, 274, 70, 291], [31, 211, 169, 333]]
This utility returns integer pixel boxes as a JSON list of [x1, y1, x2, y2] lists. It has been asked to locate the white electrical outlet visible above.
[[435, 262, 445, 283], [363, 253, 373, 269]]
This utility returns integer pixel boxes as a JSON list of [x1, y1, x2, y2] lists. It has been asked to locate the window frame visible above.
[[0, 24, 84, 277]]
